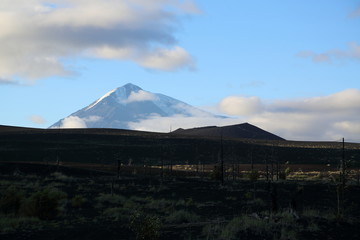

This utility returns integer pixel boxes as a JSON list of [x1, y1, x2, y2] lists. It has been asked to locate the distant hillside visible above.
[[171, 123, 285, 141], [1, 124, 360, 167], [0, 125, 37, 133]]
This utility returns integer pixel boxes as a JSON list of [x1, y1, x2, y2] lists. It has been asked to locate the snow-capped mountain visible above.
[[50, 83, 221, 129]]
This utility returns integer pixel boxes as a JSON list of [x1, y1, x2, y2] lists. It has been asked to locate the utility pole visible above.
[[161, 146, 164, 182], [341, 138, 346, 187], [220, 128, 224, 185]]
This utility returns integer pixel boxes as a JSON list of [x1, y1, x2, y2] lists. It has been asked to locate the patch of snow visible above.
[[86, 89, 117, 110]]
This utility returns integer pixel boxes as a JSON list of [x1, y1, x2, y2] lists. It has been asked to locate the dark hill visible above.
[[171, 123, 285, 141], [0, 125, 37, 133], [1, 124, 360, 167]]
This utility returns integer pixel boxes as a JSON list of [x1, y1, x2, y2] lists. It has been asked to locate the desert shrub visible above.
[[220, 216, 271, 240], [276, 211, 296, 226], [279, 172, 286, 180], [95, 193, 126, 208], [302, 207, 320, 218], [148, 184, 169, 193], [220, 217, 242, 240], [329, 172, 341, 182], [103, 207, 132, 222], [20, 187, 67, 220], [315, 171, 327, 180], [175, 198, 195, 208], [285, 167, 291, 175], [278, 227, 298, 240], [130, 211, 161, 240], [0, 216, 42, 233], [165, 210, 200, 224], [0, 185, 25, 215], [306, 220, 320, 232], [210, 166, 222, 181], [250, 198, 266, 208], [247, 171, 260, 181], [146, 198, 174, 210], [71, 194, 87, 208], [244, 191, 253, 200], [129, 196, 147, 204], [123, 199, 140, 211], [49, 172, 74, 182], [202, 222, 224, 240]]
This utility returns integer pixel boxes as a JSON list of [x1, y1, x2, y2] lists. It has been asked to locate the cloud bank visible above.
[[0, 0, 198, 83], [128, 89, 360, 141], [60, 116, 87, 128], [126, 90, 157, 103], [127, 114, 241, 133], [216, 89, 360, 141], [219, 96, 264, 115]]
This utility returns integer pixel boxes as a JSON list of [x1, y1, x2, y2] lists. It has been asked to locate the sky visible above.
[[1, 0, 360, 141]]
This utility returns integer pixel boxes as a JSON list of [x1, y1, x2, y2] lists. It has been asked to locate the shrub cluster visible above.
[[247, 170, 260, 181], [129, 210, 161, 240], [0, 185, 67, 220], [0, 185, 24, 215]]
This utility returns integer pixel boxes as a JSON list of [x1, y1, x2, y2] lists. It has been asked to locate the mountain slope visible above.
[[50, 83, 220, 129], [172, 123, 285, 140]]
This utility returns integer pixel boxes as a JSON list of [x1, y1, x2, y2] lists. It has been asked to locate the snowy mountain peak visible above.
[[50, 83, 222, 130], [86, 83, 145, 110], [122, 83, 142, 92], [113, 83, 143, 98]]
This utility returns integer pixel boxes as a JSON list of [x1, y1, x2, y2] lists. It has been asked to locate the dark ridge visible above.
[[171, 122, 285, 141], [0, 125, 38, 132], [0, 124, 164, 137]]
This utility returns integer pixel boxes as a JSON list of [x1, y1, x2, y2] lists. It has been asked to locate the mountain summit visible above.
[[50, 83, 219, 129]]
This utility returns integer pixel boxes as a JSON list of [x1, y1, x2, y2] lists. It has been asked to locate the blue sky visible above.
[[1, 0, 360, 141]]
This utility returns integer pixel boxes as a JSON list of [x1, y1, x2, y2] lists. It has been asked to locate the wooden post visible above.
[[341, 138, 346, 187], [161, 147, 164, 182], [220, 129, 224, 185], [237, 156, 240, 180], [250, 148, 254, 172], [232, 157, 235, 181], [170, 156, 173, 176], [265, 153, 269, 182], [117, 159, 121, 179]]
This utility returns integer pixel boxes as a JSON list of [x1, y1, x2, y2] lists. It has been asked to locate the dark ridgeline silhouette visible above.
[[171, 123, 285, 141]]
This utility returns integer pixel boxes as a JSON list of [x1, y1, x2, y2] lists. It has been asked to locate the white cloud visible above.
[[0, 78, 17, 85], [296, 51, 332, 63], [91, 46, 133, 60], [126, 90, 157, 103], [83, 115, 103, 123], [90, 46, 195, 71], [297, 42, 360, 63], [334, 121, 360, 134], [126, 89, 360, 141], [269, 89, 360, 113], [0, 0, 199, 83], [60, 116, 87, 128], [218, 96, 264, 116], [216, 89, 360, 141], [29, 115, 46, 124], [137, 47, 195, 71], [127, 114, 241, 132]]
